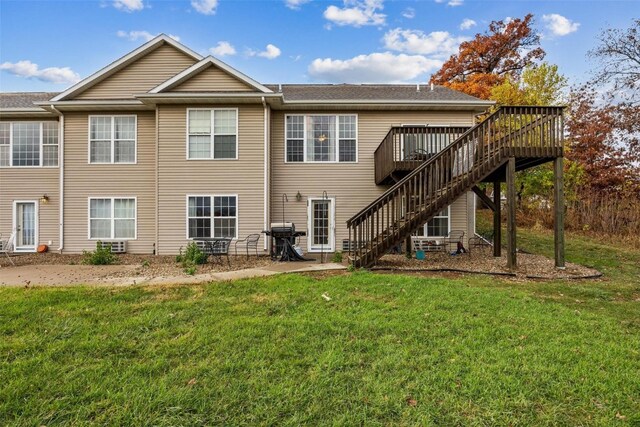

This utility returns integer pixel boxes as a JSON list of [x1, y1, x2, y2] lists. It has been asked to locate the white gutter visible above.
[[262, 96, 269, 251], [50, 105, 64, 252]]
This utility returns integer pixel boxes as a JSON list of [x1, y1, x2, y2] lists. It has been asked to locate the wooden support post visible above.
[[493, 181, 501, 257], [506, 158, 517, 270], [554, 156, 565, 269]]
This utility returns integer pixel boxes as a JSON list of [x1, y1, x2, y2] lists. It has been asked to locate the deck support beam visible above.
[[506, 158, 517, 270], [493, 181, 502, 257], [554, 156, 565, 268], [472, 185, 496, 211]]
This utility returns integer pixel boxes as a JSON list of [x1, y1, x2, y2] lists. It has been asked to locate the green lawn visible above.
[[1, 231, 639, 426]]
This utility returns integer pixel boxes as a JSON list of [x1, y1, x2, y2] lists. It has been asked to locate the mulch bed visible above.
[[372, 249, 601, 280], [1, 252, 275, 278]]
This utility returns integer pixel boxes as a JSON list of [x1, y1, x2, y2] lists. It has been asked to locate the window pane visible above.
[[188, 218, 211, 238], [213, 135, 236, 159], [90, 117, 111, 140], [426, 217, 448, 237], [307, 116, 335, 162], [214, 110, 236, 134], [0, 123, 9, 145], [114, 140, 135, 163], [90, 219, 111, 239], [214, 218, 236, 238], [12, 123, 40, 166], [188, 135, 211, 159], [286, 116, 304, 139], [43, 145, 58, 167], [339, 139, 356, 162], [189, 110, 211, 134], [90, 140, 111, 163], [312, 201, 330, 245], [114, 219, 135, 238], [42, 122, 58, 145], [0, 146, 9, 167], [114, 117, 135, 140], [286, 139, 304, 162], [188, 197, 211, 218], [213, 196, 236, 217], [338, 116, 356, 139], [90, 199, 111, 219], [114, 199, 135, 219]]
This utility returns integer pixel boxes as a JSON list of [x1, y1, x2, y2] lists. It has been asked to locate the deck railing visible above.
[[374, 126, 469, 184], [348, 106, 565, 267]]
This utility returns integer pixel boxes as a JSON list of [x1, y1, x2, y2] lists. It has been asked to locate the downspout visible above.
[[262, 96, 269, 251], [51, 105, 64, 252], [155, 106, 159, 255]]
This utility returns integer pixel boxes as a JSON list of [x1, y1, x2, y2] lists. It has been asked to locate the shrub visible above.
[[331, 251, 343, 263], [177, 242, 208, 275], [347, 264, 356, 272], [82, 242, 116, 265]]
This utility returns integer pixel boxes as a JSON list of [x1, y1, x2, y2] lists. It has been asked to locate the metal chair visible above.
[[235, 234, 261, 259], [443, 230, 465, 253], [0, 232, 16, 266], [207, 239, 231, 266]]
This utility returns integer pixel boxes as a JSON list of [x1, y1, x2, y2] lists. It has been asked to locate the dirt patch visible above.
[[372, 250, 601, 280]]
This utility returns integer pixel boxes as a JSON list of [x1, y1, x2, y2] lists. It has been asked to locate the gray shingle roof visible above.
[[264, 84, 487, 103], [0, 92, 59, 109]]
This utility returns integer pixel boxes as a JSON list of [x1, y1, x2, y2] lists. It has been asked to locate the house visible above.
[[0, 35, 565, 268]]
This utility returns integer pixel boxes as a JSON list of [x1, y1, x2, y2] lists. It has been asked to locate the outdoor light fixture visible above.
[[317, 134, 327, 143], [40, 194, 49, 204], [296, 191, 302, 202]]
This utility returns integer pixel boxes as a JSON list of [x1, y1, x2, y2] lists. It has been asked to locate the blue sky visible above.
[[0, 0, 637, 92]]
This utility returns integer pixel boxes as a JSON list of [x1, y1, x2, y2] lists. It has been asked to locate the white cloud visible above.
[[383, 28, 467, 58], [308, 52, 442, 83], [0, 60, 81, 84], [116, 30, 180, 42], [447, 0, 463, 6], [248, 44, 282, 60], [459, 18, 476, 30], [285, 0, 310, 10], [402, 7, 415, 19], [542, 14, 580, 36], [323, 0, 386, 27], [113, 0, 144, 12], [209, 41, 236, 57], [191, 0, 218, 15]]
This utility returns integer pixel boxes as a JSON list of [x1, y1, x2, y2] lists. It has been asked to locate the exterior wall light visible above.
[[296, 191, 302, 202], [40, 195, 49, 204]]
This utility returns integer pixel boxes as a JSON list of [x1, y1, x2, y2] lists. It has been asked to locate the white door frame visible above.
[[13, 200, 39, 252], [307, 197, 335, 252]]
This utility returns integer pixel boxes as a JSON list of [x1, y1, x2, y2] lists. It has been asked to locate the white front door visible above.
[[308, 197, 335, 252], [14, 201, 38, 252]]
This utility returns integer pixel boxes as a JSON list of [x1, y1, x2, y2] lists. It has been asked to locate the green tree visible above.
[[490, 62, 567, 106]]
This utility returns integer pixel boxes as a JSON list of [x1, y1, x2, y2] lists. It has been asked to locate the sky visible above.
[[0, 0, 638, 92]]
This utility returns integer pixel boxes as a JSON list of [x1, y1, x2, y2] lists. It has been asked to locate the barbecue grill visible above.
[[263, 222, 308, 261]]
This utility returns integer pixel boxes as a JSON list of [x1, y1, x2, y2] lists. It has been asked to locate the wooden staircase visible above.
[[346, 106, 564, 268]]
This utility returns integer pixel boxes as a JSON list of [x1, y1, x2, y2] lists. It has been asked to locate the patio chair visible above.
[[443, 230, 465, 254], [235, 233, 261, 259], [206, 239, 231, 266], [0, 232, 16, 266]]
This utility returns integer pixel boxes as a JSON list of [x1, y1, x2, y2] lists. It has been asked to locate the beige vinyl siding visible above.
[[157, 104, 265, 254], [75, 44, 197, 100], [63, 111, 156, 254], [270, 110, 476, 252], [0, 117, 60, 250], [172, 64, 254, 92]]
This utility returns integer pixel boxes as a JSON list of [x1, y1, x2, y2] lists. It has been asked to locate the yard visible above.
[[1, 229, 639, 426]]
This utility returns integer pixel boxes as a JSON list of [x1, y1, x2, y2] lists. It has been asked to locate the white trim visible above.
[[284, 113, 358, 164], [282, 99, 495, 106], [185, 194, 239, 240], [87, 115, 137, 164], [307, 197, 335, 253], [87, 197, 138, 240], [56, 110, 64, 251], [262, 97, 269, 251], [0, 121, 59, 168], [418, 206, 451, 238], [12, 200, 39, 252], [51, 35, 203, 102], [149, 56, 273, 94], [186, 108, 238, 160]]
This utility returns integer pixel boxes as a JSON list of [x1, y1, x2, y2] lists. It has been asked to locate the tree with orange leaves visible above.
[[430, 14, 545, 100]]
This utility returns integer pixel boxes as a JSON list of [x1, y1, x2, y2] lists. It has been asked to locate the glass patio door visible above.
[[308, 198, 335, 252], [15, 201, 37, 251]]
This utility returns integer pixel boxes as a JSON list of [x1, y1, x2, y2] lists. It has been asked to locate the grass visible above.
[[1, 227, 639, 425]]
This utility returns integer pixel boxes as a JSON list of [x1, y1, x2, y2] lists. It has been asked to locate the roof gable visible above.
[[150, 56, 273, 94], [52, 35, 202, 101]]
